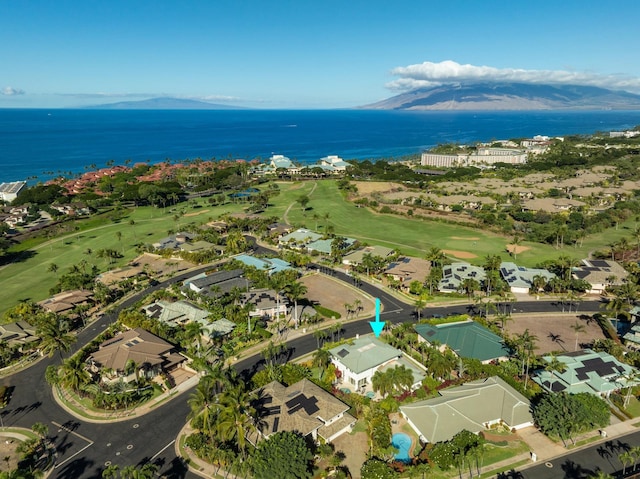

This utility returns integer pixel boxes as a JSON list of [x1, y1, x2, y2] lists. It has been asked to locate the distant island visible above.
[[83, 96, 245, 110], [361, 82, 640, 111]]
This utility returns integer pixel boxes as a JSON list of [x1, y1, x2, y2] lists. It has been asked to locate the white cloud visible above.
[[1, 86, 25, 96], [387, 60, 640, 92]]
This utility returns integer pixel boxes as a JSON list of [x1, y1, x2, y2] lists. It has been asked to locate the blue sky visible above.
[[2, 0, 640, 108]]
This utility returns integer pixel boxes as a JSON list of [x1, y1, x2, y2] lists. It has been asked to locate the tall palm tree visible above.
[[312, 348, 331, 379], [37, 320, 76, 360], [187, 375, 220, 437], [284, 281, 308, 328], [570, 320, 586, 351], [216, 385, 259, 458], [426, 246, 447, 269], [59, 354, 91, 392]]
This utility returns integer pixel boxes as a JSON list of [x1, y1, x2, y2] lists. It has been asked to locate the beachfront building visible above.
[[421, 148, 528, 169], [0, 181, 26, 203], [400, 376, 533, 443], [319, 155, 349, 172]]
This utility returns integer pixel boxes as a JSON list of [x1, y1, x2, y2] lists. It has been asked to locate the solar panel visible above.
[[337, 349, 349, 358], [286, 394, 319, 415]]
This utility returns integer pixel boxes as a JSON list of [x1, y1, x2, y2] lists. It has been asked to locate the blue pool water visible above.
[[391, 432, 412, 462]]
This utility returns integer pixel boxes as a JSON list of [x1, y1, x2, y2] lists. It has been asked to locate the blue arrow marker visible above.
[[369, 298, 384, 337]]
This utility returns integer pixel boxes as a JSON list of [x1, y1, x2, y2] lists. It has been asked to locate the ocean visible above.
[[1, 108, 640, 184]]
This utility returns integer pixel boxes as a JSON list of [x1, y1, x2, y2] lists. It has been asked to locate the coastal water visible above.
[[1, 108, 640, 184]]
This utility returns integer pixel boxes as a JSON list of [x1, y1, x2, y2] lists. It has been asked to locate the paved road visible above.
[[0, 259, 607, 478]]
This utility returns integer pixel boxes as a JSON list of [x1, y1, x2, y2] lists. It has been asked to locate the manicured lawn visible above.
[[0, 198, 246, 316], [0, 178, 634, 315]]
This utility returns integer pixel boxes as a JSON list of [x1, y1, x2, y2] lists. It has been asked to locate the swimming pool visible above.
[[391, 432, 412, 462]]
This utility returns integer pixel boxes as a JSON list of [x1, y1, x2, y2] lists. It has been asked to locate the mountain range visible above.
[[85, 97, 244, 110], [361, 82, 640, 110]]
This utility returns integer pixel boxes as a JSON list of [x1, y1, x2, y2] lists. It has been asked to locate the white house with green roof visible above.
[[328, 336, 424, 391], [400, 376, 533, 443], [533, 349, 640, 396], [278, 228, 322, 249]]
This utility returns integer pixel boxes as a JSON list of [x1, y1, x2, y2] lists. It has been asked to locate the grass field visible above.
[[0, 178, 634, 315]]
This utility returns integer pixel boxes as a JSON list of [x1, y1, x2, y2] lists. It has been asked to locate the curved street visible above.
[[0, 260, 620, 478]]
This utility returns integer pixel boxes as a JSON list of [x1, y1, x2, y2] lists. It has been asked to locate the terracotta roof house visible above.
[[384, 257, 431, 287], [87, 328, 186, 384], [572, 259, 628, 294], [38, 289, 94, 315], [251, 379, 356, 444], [328, 336, 425, 391], [0, 321, 38, 348], [414, 320, 510, 364], [499, 262, 556, 294], [400, 376, 533, 443], [532, 349, 640, 397]]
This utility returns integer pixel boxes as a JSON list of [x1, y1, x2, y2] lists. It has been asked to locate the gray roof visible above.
[[329, 336, 401, 374], [400, 376, 533, 443], [499, 261, 555, 289]]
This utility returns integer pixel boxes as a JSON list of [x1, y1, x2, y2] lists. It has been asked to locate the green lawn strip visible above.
[[0, 428, 38, 440], [477, 458, 530, 479]]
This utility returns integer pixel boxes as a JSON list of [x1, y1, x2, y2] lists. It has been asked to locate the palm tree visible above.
[[414, 295, 426, 321], [216, 385, 259, 458], [312, 348, 331, 379], [426, 246, 447, 269], [620, 451, 634, 476], [544, 354, 567, 382], [46, 260, 60, 278], [570, 320, 586, 351], [37, 320, 76, 360], [60, 354, 91, 392], [284, 281, 308, 328], [588, 470, 613, 479], [188, 375, 220, 437]]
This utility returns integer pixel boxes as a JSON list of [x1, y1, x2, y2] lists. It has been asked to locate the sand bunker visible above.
[[443, 249, 477, 259], [451, 236, 481, 241], [184, 209, 210, 217]]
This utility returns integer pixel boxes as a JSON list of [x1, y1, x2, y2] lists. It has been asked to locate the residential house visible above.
[[414, 320, 510, 364], [152, 232, 196, 251], [438, 263, 486, 293], [87, 328, 187, 385], [278, 228, 322, 249], [251, 379, 356, 444], [242, 288, 288, 319], [572, 259, 628, 294], [38, 289, 94, 316], [384, 257, 431, 290], [142, 300, 210, 327], [183, 268, 248, 298], [533, 349, 640, 397], [234, 254, 293, 275], [342, 245, 395, 269], [328, 336, 425, 391], [0, 321, 38, 349], [400, 376, 533, 443], [499, 262, 556, 294], [306, 236, 357, 256]]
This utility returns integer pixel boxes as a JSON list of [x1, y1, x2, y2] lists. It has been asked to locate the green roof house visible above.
[[400, 376, 533, 443], [328, 336, 425, 391], [414, 320, 510, 364]]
